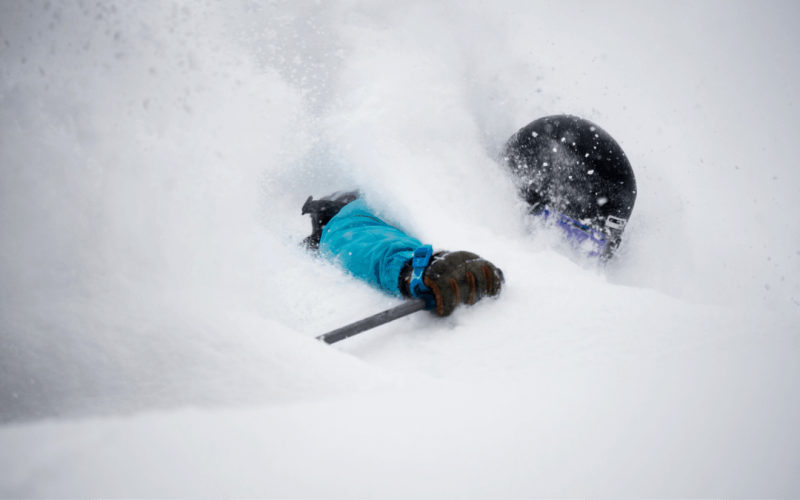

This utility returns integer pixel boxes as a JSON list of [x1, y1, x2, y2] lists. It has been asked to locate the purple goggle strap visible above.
[[537, 208, 610, 258]]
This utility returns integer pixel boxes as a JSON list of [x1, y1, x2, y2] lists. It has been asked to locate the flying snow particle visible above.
[[532, 132, 538, 137], [543, 162, 549, 166], [561, 137, 566, 142], [590, 126, 596, 131], [552, 147, 557, 152], [597, 197, 608, 206], [588, 170, 594, 175]]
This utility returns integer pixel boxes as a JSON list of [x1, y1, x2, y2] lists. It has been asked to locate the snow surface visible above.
[[1, 0, 799, 496]]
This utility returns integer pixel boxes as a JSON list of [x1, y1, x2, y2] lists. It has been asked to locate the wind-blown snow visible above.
[[1, 0, 799, 496]]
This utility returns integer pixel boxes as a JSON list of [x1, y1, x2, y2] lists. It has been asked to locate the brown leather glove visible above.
[[401, 251, 503, 317]]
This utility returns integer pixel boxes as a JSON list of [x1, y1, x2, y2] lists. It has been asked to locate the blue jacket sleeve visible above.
[[319, 199, 422, 297]]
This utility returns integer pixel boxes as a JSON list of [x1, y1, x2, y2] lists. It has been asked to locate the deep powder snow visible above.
[[0, 0, 799, 496]]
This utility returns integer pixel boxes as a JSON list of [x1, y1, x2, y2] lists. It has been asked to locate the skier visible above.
[[302, 115, 636, 318]]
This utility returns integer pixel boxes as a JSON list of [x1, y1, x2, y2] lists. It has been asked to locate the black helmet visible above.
[[502, 115, 637, 259]]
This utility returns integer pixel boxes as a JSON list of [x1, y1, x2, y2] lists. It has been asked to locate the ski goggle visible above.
[[535, 207, 626, 260]]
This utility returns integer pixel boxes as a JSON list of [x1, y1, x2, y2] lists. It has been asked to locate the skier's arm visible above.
[[308, 196, 504, 316], [319, 199, 420, 297]]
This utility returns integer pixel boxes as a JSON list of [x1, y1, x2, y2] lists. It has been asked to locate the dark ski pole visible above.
[[317, 299, 427, 345]]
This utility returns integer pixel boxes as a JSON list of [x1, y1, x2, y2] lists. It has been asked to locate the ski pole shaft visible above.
[[317, 299, 426, 345]]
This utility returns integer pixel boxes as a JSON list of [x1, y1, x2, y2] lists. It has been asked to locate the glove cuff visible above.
[[398, 260, 414, 298], [409, 245, 433, 297], [398, 246, 441, 311]]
